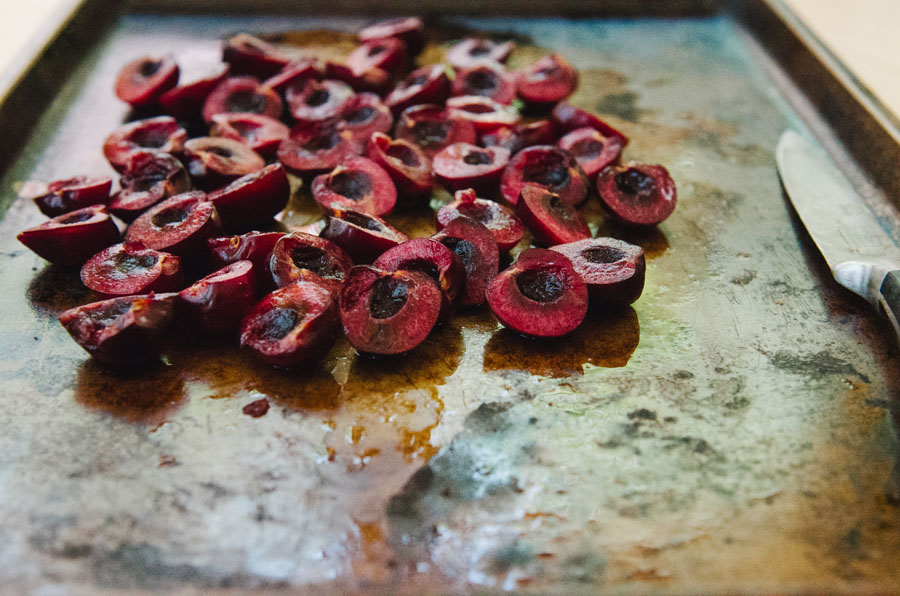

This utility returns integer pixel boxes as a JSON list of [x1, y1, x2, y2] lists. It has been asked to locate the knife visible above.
[[776, 129, 900, 341]]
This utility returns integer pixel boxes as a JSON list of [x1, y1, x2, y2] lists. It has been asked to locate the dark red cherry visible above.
[[486, 248, 588, 338], [500, 145, 588, 206], [365, 132, 433, 202], [209, 113, 290, 158], [319, 207, 408, 264], [159, 62, 231, 121], [557, 126, 624, 182], [277, 122, 359, 177], [394, 104, 477, 158], [269, 232, 353, 296], [373, 238, 465, 316], [384, 65, 450, 114], [549, 238, 645, 308], [81, 242, 182, 297], [34, 176, 112, 217], [240, 281, 339, 368], [223, 33, 291, 79], [286, 79, 355, 125], [446, 38, 515, 70], [433, 142, 510, 192], [125, 191, 222, 256], [339, 266, 442, 355], [208, 231, 285, 290], [324, 62, 391, 95], [114, 55, 179, 108], [179, 260, 257, 333], [515, 53, 578, 106], [551, 101, 628, 144], [182, 137, 266, 191], [206, 163, 290, 231], [201, 76, 284, 123], [596, 162, 677, 226], [109, 150, 191, 222], [432, 216, 499, 307], [516, 184, 590, 247], [347, 37, 408, 77], [446, 95, 520, 131], [261, 58, 320, 93], [59, 292, 177, 366], [358, 17, 425, 56], [18, 205, 120, 266], [311, 157, 396, 217], [103, 116, 188, 174], [436, 189, 524, 252], [334, 92, 394, 148], [480, 119, 558, 154], [451, 64, 517, 105]]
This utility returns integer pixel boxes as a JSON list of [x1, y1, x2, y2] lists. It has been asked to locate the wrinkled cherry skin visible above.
[[549, 238, 645, 308], [515, 53, 578, 106], [209, 113, 290, 158], [486, 248, 588, 338], [433, 142, 510, 192], [358, 17, 425, 56], [339, 266, 442, 355], [347, 37, 408, 77], [18, 205, 120, 266], [202, 76, 284, 123], [182, 137, 266, 191], [240, 281, 339, 368], [446, 38, 515, 70], [286, 79, 355, 125], [394, 104, 478, 159], [207, 163, 291, 231], [551, 101, 629, 145], [109, 150, 192, 222], [500, 145, 588, 207], [34, 176, 112, 217], [384, 64, 450, 114], [436, 188, 524, 252], [311, 157, 397, 217], [365, 132, 434, 202], [269, 232, 354, 296], [596, 162, 677, 226], [223, 33, 291, 79], [59, 292, 177, 367], [178, 260, 257, 333], [81, 242, 182, 297], [373, 237, 465, 318], [516, 184, 590, 247], [103, 116, 188, 174], [557, 126, 624, 181], [124, 191, 222, 256], [115, 55, 179, 108], [159, 63, 231, 121], [432, 216, 499, 307], [319, 208, 409, 264], [451, 64, 517, 105]]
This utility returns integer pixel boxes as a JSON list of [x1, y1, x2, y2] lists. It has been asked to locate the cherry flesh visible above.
[[436, 188, 524, 252], [277, 122, 358, 177], [433, 142, 510, 192], [596, 162, 677, 226], [18, 205, 120, 267], [109, 150, 191, 222], [311, 157, 397, 217], [516, 183, 590, 247], [365, 132, 433, 203], [114, 55, 179, 108], [159, 62, 231, 121], [446, 95, 520, 131], [286, 79, 354, 125], [515, 53, 578, 106], [81, 242, 182, 297], [373, 237, 465, 316], [103, 116, 188, 173], [125, 191, 222, 256], [384, 64, 450, 114], [481, 119, 557, 155], [446, 38, 515, 70], [223, 33, 291, 79], [179, 260, 257, 333], [202, 76, 284, 123], [347, 37, 408, 77], [261, 58, 320, 93], [358, 17, 425, 56], [432, 216, 499, 307], [324, 61, 390, 95], [207, 163, 290, 231], [549, 237, 645, 308], [335, 92, 394, 149], [557, 126, 624, 181], [394, 104, 477, 158], [269, 232, 354, 296], [209, 113, 290, 158], [319, 207, 409, 264], [551, 101, 629, 144], [451, 64, 516, 105], [34, 176, 112, 217], [500, 145, 588, 206], [208, 231, 285, 290], [182, 137, 266, 191]]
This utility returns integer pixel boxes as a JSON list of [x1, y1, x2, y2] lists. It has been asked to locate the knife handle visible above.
[[878, 271, 900, 344]]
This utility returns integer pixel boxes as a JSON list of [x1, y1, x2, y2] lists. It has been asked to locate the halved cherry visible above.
[[59, 292, 177, 366], [500, 145, 588, 206], [114, 55, 179, 108], [81, 242, 182, 297], [103, 116, 188, 174], [480, 119, 557, 154], [18, 205, 120, 266], [339, 266, 441, 355], [516, 184, 590, 246], [486, 248, 588, 338], [286, 79, 355, 125], [209, 113, 290, 157], [109, 150, 192, 222], [125, 191, 222, 256], [516, 53, 578, 106], [34, 176, 112, 217], [358, 17, 425, 56], [208, 231, 285, 274], [311, 157, 396, 217], [384, 65, 450, 114], [159, 62, 231, 121], [319, 207, 408, 264], [394, 104, 477, 158], [240, 281, 339, 368], [223, 33, 291, 79], [179, 260, 257, 333], [433, 142, 510, 192], [373, 238, 465, 316], [347, 37, 407, 77], [431, 216, 499, 307], [436, 189, 524, 252], [324, 62, 390, 95], [277, 123, 358, 177], [207, 163, 290, 230], [557, 126, 624, 182], [596, 162, 677, 226], [335, 92, 394, 148], [182, 137, 266, 191], [551, 101, 629, 144], [269, 232, 353, 296], [451, 64, 516, 105], [446, 38, 515, 70], [549, 238, 645, 308], [446, 95, 519, 131], [261, 58, 320, 93], [365, 132, 433, 202], [201, 76, 284, 123]]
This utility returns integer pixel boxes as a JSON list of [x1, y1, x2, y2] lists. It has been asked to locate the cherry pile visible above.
[[17, 16, 676, 368]]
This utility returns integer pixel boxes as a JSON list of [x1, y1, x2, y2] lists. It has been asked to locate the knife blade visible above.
[[776, 129, 900, 339]]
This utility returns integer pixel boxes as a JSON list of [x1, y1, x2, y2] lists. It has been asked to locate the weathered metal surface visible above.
[[1, 11, 899, 595]]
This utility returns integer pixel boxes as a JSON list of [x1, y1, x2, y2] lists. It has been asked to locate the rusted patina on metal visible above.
[[0, 10, 899, 595]]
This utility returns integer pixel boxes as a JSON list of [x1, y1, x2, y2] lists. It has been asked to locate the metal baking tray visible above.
[[1, 0, 899, 593]]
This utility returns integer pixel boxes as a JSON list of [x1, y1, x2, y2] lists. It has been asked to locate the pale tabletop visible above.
[[0, 1, 898, 118]]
